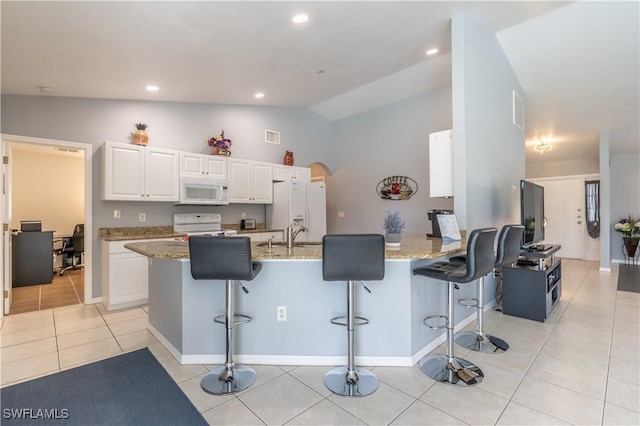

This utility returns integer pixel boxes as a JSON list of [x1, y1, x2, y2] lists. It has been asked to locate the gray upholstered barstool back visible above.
[[190, 236, 262, 281], [412, 227, 497, 386], [322, 234, 385, 397], [322, 234, 385, 282], [495, 225, 525, 268], [188, 236, 261, 395]]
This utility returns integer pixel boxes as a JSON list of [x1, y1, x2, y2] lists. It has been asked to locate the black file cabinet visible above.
[[502, 245, 562, 322], [12, 231, 54, 287]]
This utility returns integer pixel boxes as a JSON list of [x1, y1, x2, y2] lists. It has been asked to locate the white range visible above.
[[173, 213, 237, 240]]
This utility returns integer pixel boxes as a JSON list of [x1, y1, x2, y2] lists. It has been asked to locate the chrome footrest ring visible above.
[[330, 315, 369, 327], [423, 314, 448, 330], [214, 314, 252, 326], [458, 298, 479, 308]]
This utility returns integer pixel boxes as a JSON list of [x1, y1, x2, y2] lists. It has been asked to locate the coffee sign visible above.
[[376, 176, 418, 200]]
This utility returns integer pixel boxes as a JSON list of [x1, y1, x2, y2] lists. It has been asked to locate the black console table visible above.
[[12, 231, 54, 287], [502, 244, 562, 322]]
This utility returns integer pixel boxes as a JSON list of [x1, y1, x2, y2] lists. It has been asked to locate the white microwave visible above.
[[178, 180, 229, 205]]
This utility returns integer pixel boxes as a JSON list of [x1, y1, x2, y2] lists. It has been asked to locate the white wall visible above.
[[451, 12, 525, 232], [527, 158, 599, 178], [610, 153, 640, 262], [11, 148, 84, 235]]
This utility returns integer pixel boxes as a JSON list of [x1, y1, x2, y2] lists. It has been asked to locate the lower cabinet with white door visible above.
[[102, 239, 162, 311]]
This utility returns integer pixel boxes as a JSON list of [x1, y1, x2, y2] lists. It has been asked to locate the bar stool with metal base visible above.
[[412, 227, 497, 386], [189, 236, 262, 395], [322, 234, 385, 397], [453, 224, 524, 354]]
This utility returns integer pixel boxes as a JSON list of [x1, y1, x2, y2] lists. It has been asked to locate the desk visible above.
[[12, 231, 54, 287]]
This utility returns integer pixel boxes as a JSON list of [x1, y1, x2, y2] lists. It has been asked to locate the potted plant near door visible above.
[[614, 215, 640, 258], [383, 210, 406, 247]]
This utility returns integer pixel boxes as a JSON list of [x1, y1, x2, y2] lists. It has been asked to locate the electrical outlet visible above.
[[277, 306, 287, 321], [241, 212, 247, 219], [113, 210, 121, 219], [139, 213, 146, 222], [338, 211, 345, 218]]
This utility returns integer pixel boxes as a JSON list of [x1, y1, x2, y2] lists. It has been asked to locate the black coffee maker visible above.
[[427, 210, 454, 238]]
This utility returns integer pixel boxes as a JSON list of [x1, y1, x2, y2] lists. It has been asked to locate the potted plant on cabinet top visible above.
[[133, 123, 149, 146], [208, 130, 232, 156], [383, 210, 406, 247]]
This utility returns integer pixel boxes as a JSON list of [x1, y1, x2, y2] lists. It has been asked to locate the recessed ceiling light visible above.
[[145, 85, 159, 92], [254, 93, 265, 99], [292, 14, 308, 24], [426, 48, 439, 56]]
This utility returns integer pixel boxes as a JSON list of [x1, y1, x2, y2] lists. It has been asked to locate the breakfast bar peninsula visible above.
[[125, 235, 469, 366]]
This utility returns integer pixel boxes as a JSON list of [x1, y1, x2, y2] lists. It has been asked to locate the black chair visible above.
[[322, 234, 385, 397], [412, 227, 497, 386], [188, 236, 262, 395], [453, 224, 524, 353], [57, 224, 84, 276]]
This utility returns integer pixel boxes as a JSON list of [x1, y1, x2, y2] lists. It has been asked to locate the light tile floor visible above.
[[1, 259, 638, 425]]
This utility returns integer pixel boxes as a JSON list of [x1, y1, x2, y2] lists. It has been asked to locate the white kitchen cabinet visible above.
[[179, 152, 227, 180], [273, 164, 311, 182], [429, 129, 453, 198], [102, 141, 179, 201], [228, 158, 273, 204], [101, 240, 150, 311]]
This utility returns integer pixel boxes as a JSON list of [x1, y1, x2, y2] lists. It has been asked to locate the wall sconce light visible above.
[[535, 140, 552, 153]]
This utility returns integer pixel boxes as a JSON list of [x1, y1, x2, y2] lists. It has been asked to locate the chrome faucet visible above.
[[286, 221, 308, 248]]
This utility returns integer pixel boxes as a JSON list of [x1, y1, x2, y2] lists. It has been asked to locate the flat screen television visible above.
[[520, 179, 545, 249]]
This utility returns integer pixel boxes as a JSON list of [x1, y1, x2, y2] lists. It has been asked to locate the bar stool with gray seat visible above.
[[322, 234, 385, 397], [412, 227, 497, 386], [452, 224, 524, 353], [189, 236, 262, 395]]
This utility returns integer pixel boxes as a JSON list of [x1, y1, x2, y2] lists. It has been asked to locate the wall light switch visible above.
[[338, 211, 345, 218]]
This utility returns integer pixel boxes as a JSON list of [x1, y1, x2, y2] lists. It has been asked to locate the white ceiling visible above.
[[2, 1, 638, 161]]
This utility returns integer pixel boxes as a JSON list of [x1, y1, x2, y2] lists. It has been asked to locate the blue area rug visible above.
[[1, 348, 207, 425]]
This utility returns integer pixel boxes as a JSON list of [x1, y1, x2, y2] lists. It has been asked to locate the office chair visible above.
[[58, 224, 84, 276]]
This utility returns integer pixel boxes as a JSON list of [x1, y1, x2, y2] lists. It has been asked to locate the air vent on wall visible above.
[[265, 130, 280, 145], [513, 90, 524, 130]]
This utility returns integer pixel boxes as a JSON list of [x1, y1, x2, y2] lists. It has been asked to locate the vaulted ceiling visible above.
[[2, 1, 638, 162]]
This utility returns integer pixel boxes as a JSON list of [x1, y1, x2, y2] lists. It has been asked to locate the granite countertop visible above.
[[124, 234, 467, 261], [99, 225, 284, 241], [99, 226, 185, 241]]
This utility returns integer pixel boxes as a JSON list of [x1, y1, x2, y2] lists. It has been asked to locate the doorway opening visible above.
[[1, 134, 93, 317]]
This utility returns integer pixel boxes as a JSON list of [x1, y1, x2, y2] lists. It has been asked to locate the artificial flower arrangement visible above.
[[383, 210, 407, 234], [614, 215, 640, 238], [208, 130, 232, 150]]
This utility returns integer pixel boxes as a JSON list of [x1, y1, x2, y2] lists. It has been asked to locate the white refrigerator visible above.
[[267, 181, 327, 242]]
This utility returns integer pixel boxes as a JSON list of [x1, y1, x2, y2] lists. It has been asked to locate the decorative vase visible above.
[[212, 146, 230, 156], [133, 130, 148, 146], [385, 232, 401, 247], [623, 237, 639, 258], [283, 151, 294, 166]]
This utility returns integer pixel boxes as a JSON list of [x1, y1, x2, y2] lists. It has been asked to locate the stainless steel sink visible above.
[[256, 241, 322, 247]]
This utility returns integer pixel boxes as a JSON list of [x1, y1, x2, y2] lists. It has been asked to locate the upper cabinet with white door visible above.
[[179, 152, 227, 180], [102, 141, 179, 202], [272, 164, 311, 182], [428, 129, 453, 198], [228, 158, 273, 204]]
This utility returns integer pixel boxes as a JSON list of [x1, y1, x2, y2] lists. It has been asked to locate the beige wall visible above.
[[526, 157, 599, 178], [11, 148, 84, 236]]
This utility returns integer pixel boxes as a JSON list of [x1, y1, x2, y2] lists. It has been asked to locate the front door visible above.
[[534, 177, 585, 259]]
